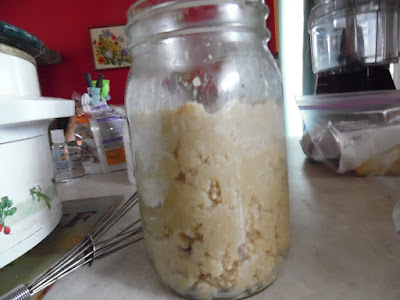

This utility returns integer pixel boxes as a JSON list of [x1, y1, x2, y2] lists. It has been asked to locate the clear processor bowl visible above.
[[309, 0, 400, 74]]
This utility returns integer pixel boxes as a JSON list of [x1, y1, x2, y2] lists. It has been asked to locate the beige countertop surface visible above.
[[47, 137, 400, 300]]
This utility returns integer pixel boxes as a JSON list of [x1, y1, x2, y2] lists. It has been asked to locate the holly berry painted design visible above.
[[0, 196, 17, 235]]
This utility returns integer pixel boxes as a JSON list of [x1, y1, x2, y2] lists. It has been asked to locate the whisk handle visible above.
[[0, 285, 30, 300]]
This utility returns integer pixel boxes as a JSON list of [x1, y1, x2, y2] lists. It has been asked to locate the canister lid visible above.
[[0, 21, 61, 65]]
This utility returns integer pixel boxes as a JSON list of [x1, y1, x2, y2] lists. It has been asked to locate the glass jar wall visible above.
[[125, 1, 290, 299]]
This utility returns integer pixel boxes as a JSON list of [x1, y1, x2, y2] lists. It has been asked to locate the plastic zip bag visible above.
[[297, 90, 400, 175], [81, 95, 127, 173], [70, 92, 103, 175]]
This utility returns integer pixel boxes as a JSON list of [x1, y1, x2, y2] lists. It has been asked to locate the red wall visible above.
[[0, 0, 276, 105], [266, 0, 277, 54]]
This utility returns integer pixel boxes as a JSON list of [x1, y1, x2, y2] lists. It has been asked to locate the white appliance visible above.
[[0, 43, 74, 269]]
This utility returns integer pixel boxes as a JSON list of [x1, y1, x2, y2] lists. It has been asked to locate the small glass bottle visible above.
[[50, 129, 71, 182]]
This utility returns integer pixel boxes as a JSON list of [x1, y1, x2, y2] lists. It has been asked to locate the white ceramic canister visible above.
[[0, 43, 41, 97], [0, 44, 74, 269]]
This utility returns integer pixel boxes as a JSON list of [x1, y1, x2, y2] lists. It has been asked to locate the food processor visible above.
[[299, 0, 400, 175], [308, 0, 400, 94]]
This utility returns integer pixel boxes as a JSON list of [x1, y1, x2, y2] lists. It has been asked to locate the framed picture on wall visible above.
[[89, 25, 132, 70]]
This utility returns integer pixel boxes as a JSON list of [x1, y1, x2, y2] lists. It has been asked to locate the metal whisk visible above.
[[0, 192, 143, 300]]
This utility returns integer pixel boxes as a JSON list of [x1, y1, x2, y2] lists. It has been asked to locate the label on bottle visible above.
[[53, 149, 70, 173], [96, 116, 126, 166]]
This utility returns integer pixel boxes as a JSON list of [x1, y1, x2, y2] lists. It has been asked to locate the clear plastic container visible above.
[[125, 1, 289, 299], [308, 0, 400, 74]]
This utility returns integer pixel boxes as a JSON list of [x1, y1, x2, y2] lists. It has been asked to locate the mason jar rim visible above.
[[125, 0, 270, 50], [127, 0, 268, 20]]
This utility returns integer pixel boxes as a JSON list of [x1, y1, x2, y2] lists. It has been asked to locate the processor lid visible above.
[[309, 0, 398, 29], [308, 0, 400, 73]]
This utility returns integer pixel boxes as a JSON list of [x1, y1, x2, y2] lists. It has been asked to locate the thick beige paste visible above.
[[130, 100, 289, 299]]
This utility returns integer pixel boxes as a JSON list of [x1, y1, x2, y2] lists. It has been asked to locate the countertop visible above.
[[49, 138, 400, 300]]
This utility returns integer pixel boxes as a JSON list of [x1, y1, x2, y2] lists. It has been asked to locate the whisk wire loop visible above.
[[0, 193, 142, 300]]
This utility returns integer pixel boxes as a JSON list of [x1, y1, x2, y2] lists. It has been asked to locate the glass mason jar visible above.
[[125, 1, 289, 299]]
